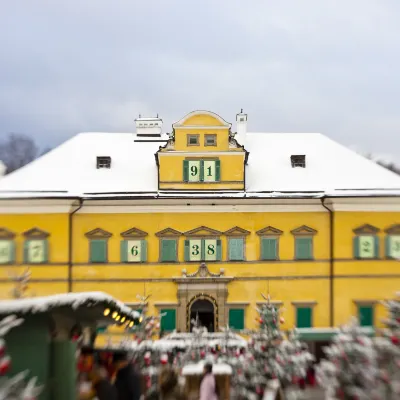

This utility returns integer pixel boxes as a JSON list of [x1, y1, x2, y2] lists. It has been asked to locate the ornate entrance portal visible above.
[[173, 262, 233, 332]]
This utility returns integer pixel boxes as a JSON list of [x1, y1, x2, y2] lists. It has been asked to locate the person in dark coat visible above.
[[113, 352, 142, 400], [92, 367, 118, 400]]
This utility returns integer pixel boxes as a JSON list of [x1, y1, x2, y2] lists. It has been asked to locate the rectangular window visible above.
[[354, 236, 379, 259], [296, 307, 312, 328], [229, 309, 244, 330], [160, 309, 176, 332], [160, 239, 177, 262], [183, 159, 220, 182], [386, 235, 400, 258], [187, 134, 199, 146], [295, 237, 313, 260], [121, 240, 147, 263], [261, 238, 277, 260], [89, 239, 107, 263], [0, 240, 15, 264], [204, 134, 217, 146], [185, 239, 221, 262], [358, 305, 374, 327], [24, 239, 48, 264], [228, 238, 244, 261]]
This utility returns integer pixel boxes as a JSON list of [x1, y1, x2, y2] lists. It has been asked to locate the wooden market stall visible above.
[[0, 292, 139, 400]]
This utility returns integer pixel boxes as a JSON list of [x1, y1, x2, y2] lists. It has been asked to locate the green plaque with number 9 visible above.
[[188, 161, 200, 182]]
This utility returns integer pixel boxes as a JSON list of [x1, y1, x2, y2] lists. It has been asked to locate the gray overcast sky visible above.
[[1, 0, 400, 161]]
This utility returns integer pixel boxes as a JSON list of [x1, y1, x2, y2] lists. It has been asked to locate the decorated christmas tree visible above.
[[0, 315, 42, 399]]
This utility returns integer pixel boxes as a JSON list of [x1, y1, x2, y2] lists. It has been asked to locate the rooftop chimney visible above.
[[236, 109, 247, 147], [134, 115, 163, 137]]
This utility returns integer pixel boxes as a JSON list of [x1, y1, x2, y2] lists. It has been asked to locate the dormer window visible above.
[[96, 156, 111, 169], [187, 134, 200, 146], [291, 155, 306, 168], [205, 134, 217, 146]]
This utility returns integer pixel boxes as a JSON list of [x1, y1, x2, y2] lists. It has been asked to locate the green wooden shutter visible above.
[[200, 239, 205, 261], [215, 160, 221, 181], [353, 236, 360, 258], [229, 238, 244, 261], [200, 160, 204, 182], [184, 240, 190, 261], [229, 309, 244, 330], [358, 305, 373, 327], [183, 160, 189, 182], [120, 240, 128, 262], [296, 237, 312, 260], [216, 239, 222, 261], [140, 240, 147, 262], [261, 238, 277, 260], [160, 309, 176, 331], [23, 240, 30, 263], [90, 239, 107, 263], [10, 241, 16, 264], [161, 239, 176, 262], [374, 236, 379, 259], [296, 307, 312, 328], [385, 236, 391, 258], [43, 240, 49, 263]]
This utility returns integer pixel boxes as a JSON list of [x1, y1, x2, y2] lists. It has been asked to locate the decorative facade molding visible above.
[[0, 228, 16, 239], [182, 262, 224, 278], [291, 225, 317, 236], [224, 226, 250, 236], [353, 224, 380, 235], [384, 224, 400, 234], [120, 227, 148, 238], [291, 301, 317, 307], [23, 227, 50, 239], [184, 226, 222, 236], [256, 226, 283, 236], [84, 228, 112, 239], [155, 228, 182, 237]]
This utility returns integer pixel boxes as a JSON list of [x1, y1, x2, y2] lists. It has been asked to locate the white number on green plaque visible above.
[[359, 236, 374, 258], [28, 240, 45, 263], [127, 240, 141, 262], [0, 241, 11, 264], [389, 235, 400, 258]]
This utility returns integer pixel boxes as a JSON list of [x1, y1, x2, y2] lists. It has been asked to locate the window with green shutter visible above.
[[185, 239, 222, 262], [354, 235, 379, 259], [295, 237, 313, 260], [385, 235, 400, 259], [228, 238, 244, 261], [183, 159, 220, 182], [90, 239, 107, 263], [358, 305, 374, 327], [24, 239, 49, 264], [160, 309, 176, 332], [296, 307, 312, 328], [160, 239, 177, 262], [229, 309, 245, 330], [261, 238, 277, 260], [121, 240, 147, 263], [0, 240, 16, 264]]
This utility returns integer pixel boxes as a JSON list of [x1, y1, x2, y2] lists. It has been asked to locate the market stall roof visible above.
[[182, 362, 232, 376], [296, 326, 375, 341], [0, 292, 139, 327]]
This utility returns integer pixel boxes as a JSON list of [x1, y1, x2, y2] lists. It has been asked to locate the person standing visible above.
[[199, 363, 218, 400], [113, 352, 142, 400]]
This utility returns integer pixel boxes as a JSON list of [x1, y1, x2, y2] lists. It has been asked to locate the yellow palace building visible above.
[[0, 110, 399, 348]]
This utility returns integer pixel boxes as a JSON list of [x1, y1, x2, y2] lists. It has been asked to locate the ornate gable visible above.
[[85, 228, 112, 239], [256, 226, 283, 236], [181, 262, 224, 278], [0, 228, 16, 239], [120, 227, 148, 238], [224, 226, 250, 236], [291, 225, 317, 236], [23, 227, 50, 239], [353, 224, 380, 235], [384, 224, 400, 234], [184, 226, 222, 236], [155, 228, 182, 237]]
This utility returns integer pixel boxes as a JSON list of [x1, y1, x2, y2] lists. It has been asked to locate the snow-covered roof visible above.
[[182, 362, 232, 376], [0, 132, 399, 198], [0, 292, 139, 319]]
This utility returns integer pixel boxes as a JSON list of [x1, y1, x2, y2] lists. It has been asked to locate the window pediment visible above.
[[23, 227, 50, 239], [224, 227, 250, 236], [256, 226, 283, 236], [85, 228, 112, 239], [384, 224, 400, 234], [291, 225, 317, 236], [0, 228, 16, 239], [353, 224, 380, 235], [155, 228, 182, 237], [184, 226, 222, 236], [120, 227, 148, 238]]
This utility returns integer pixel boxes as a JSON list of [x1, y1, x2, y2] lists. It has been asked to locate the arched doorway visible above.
[[190, 298, 215, 332]]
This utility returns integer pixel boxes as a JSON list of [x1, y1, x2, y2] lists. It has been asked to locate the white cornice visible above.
[[0, 199, 79, 214]]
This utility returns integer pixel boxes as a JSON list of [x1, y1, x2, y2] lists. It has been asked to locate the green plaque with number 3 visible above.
[[359, 236, 374, 258]]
